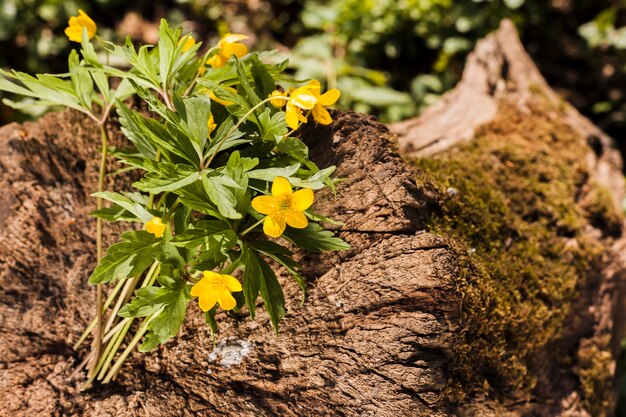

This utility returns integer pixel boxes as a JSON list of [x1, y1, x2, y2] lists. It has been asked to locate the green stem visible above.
[[82, 262, 161, 386], [102, 307, 164, 383], [87, 123, 109, 379], [240, 217, 264, 236], [74, 279, 124, 350]]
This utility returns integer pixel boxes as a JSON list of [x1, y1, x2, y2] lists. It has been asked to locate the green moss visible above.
[[578, 336, 613, 417], [412, 106, 618, 403]]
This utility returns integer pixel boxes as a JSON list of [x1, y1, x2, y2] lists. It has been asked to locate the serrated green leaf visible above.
[[119, 285, 176, 318], [138, 281, 191, 352], [171, 220, 236, 249], [202, 171, 242, 219], [92, 191, 154, 223], [89, 231, 162, 284], [134, 163, 202, 194]]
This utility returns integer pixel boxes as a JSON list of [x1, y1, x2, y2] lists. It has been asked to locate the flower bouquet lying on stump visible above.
[[0, 11, 347, 387]]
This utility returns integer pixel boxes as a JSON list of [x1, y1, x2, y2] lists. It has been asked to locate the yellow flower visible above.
[[146, 217, 166, 238], [64, 9, 97, 43], [269, 90, 288, 108], [179, 35, 196, 52], [208, 113, 217, 135], [307, 80, 341, 126], [284, 81, 340, 130], [208, 86, 237, 107], [251, 176, 314, 238], [191, 271, 242, 311], [206, 33, 248, 68]]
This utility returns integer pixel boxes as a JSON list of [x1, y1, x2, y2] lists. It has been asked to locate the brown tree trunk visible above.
[[0, 20, 624, 417]]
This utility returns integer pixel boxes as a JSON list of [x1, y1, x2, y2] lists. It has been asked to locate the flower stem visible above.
[[87, 123, 109, 379], [102, 307, 164, 383], [73, 279, 124, 350], [81, 262, 161, 387], [240, 217, 264, 236]]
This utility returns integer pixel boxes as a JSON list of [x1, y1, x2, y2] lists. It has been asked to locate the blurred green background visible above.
[[2, 0, 626, 413], [2, 0, 626, 134]]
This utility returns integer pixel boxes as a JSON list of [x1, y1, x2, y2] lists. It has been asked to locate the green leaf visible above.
[[133, 163, 202, 194], [158, 19, 176, 89], [180, 95, 212, 150], [90, 205, 141, 222], [241, 246, 261, 318], [139, 281, 191, 352], [202, 171, 242, 219], [283, 222, 350, 252], [89, 231, 162, 284], [68, 49, 94, 109], [248, 163, 301, 181], [205, 306, 219, 343], [276, 136, 309, 163], [234, 57, 261, 107], [251, 56, 276, 101], [197, 79, 251, 119], [119, 285, 176, 318], [290, 166, 336, 190], [116, 103, 158, 159], [249, 240, 306, 294], [258, 109, 288, 141], [171, 220, 237, 249], [92, 191, 154, 223], [258, 254, 286, 333]]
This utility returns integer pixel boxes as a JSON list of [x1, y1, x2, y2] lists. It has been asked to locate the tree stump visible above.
[[0, 19, 624, 417]]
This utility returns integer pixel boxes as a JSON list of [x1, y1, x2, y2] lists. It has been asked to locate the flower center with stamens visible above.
[[277, 195, 292, 212]]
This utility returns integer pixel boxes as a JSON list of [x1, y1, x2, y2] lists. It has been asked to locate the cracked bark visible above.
[[0, 19, 624, 417]]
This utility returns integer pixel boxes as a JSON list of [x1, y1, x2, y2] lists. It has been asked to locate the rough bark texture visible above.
[[0, 19, 624, 417]]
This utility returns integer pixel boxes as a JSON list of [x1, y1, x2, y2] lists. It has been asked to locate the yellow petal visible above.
[[251, 195, 275, 215], [285, 105, 300, 130], [222, 42, 248, 59], [290, 89, 317, 110], [216, 289, 237, 310], [319, 88, 340, 106], [190, 280, 206, 297], [77, 10, 96, 38], [312, 105, 333, 125], [263, 216, 286, 238], [285, 210, 308, 229], [209, 89, 235, 107], [207, 114, 217, 134], [221, 274, 243, 292], [203, 270, 222, 281], [292, 188, 314, 211], [179, 36, 196, 52], [198, 294, 218, 312], [272, 176, 292, 196], [207, 54, 227, 68], [221, 33, 249, 44], [145, 217, 166, 238], [269, 90, 287, 108], [65, 27, 82, 43]]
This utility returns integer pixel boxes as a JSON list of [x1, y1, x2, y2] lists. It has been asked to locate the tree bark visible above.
[[0, 19, 624, 417]]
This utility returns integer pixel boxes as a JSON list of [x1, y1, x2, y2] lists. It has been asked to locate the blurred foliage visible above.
[[284, 0, 536, 121], [1, 0, 626, 128]]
